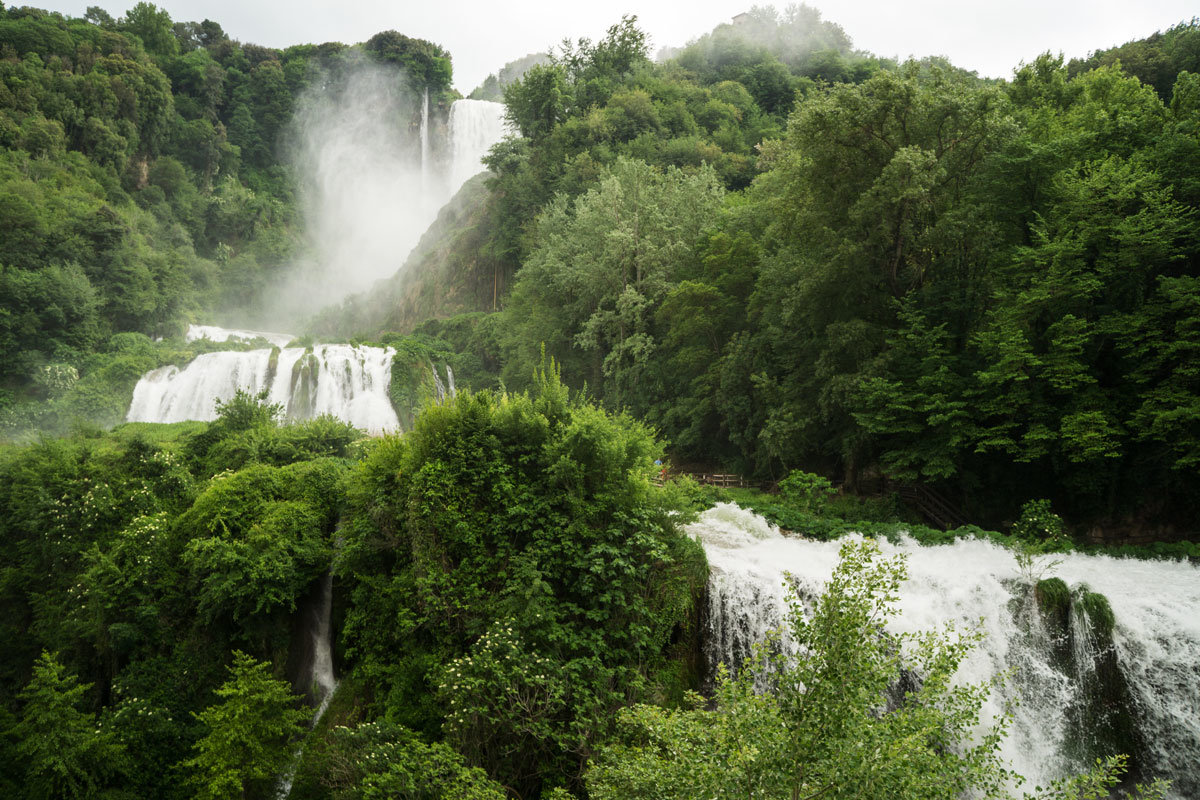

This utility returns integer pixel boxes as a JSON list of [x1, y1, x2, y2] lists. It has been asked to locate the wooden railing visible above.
[[676, 472, 760, 489]]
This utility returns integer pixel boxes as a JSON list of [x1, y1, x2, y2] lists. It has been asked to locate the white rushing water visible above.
[[127, 335, 400, 434], [185, 324, 295, 349], [277, 572, 339, 799], [688, 503, 1200, 795], [419, 87, 431, 201], [309, 571, 338, 718], [448, 99, 508, 197]]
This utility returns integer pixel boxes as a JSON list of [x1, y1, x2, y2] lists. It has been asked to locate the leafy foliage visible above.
[[777, 469, 836, 513], [185, 651, 310, 800], [338, 362, 707, 795], [12, 651, 128, 800], [1011, 499, 1071, 550]]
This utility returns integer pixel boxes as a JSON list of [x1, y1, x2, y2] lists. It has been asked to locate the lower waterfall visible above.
[[126, 340, 400, 434], [307, 571, 338, 720], [687, 503, 1200, 796]]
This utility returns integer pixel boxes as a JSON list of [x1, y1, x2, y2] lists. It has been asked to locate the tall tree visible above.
[[185, 651, 309, 800], [11, 651, 127, 800]]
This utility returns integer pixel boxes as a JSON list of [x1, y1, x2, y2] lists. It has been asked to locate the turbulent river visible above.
[[688, 503, 1200, 796]]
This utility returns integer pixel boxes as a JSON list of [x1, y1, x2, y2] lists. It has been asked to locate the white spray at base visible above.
[[265, 80, 507, 325], [687, 503, 1200, 796], [127, 328, 400, 434], [277, 64, 441, 321]]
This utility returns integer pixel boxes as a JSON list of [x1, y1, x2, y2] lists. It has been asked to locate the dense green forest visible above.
[[318, 10, 1200, 536], [493, 15, 1200, 533], [0, 2, 452, 434], [2, 3, 1199, 798]]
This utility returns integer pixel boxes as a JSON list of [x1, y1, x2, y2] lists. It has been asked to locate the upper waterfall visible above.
[[448, 99, 508, 196], [688, 503, 1200, 797]]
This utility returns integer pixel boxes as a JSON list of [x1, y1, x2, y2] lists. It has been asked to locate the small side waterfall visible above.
[[308, 571, 338, 719], [429, 361, 455, 402], [688, 503, 1200, 796], [448, 98, 508, 196], [277, 572, 339, 799], [127, 329, 400, 434]]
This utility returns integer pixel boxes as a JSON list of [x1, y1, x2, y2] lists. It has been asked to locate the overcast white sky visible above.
[[42, 0, 1199, 93]]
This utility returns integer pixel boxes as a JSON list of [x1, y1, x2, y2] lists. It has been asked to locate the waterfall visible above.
[[127, 329, 400, 434], [448, 99, 508, 196], [430, 360, 447, 402], [688, 503, 1200, 796], [186, 324, 295, 349], [420, 87, 430, 200], [309, 571, 338, 719], [276, 572, 339, 799]]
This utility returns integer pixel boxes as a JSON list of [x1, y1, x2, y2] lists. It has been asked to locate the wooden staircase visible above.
[[896, 484, 969, 531]]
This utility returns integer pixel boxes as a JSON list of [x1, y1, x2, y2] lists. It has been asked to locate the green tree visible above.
[[363, 30, 453, 92], [730, 62, 1012, 478], [503, 63, 568, 141], [500, 157, 724, 410], [338, 362, 707, 796], [777, 468, 837, 513], [184, 651, 309, 800], [121, 2, 178, 58], [301, 721, 505, 800], [12, 651, 127, 800]]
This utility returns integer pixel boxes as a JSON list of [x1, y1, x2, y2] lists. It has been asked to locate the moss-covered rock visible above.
[[1065, 585, 1145, 786], [288, 352, 320, 421], [1076, 588, 1116, 639], [265, 345, 280, 387], [1034, 576, 1072, 641]]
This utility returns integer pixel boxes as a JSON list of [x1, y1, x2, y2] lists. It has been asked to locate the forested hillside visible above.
[[3, 3, 1199, 799], [328, 10, 1200, 535], [0, 3, 452, 434]]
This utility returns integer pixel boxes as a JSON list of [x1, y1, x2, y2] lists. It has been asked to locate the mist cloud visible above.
[[271, 59, 446, 324]]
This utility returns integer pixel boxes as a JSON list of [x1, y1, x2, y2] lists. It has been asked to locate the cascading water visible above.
[[688, 503, 1200, 796], [420, 87, 430, 201], [186, 324, 295, 349], [447, 99, 509, 196], [429, 361, 456, 402], [309, 571, 338, 718], [276, 571, 339, 799], [127, 328, 400, 434]]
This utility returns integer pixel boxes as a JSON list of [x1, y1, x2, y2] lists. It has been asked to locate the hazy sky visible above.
[[44, 0, 1198, 93]]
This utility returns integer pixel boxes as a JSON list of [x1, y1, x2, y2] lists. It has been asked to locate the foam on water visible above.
[[128, 328, 399, 434], [688, 503, 1200, 795]]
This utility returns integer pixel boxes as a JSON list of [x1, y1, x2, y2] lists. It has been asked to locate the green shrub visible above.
[[777, 469, 837, 514], [1012, 499, 1072, 551]]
